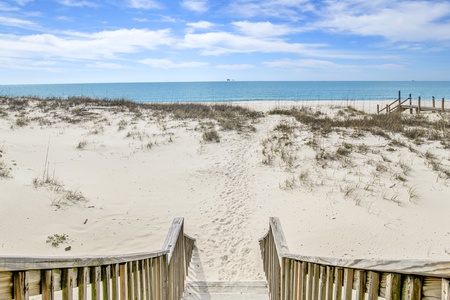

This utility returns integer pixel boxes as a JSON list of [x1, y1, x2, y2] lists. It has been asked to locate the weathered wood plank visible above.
[[333, 268, 343, 300], [354, 270, 366, 300], [343, 268, 354, 300], [42, 270, 54, 300], [386, 273, 402, 300], [103, 265, 112, 300], [403, 275, 422, 300], [368, 271, 380, 300], [127, 262, 134, 300], [0, 251, 168, 272], [112, 264, 119, 300], [14, 271, 29, 300], [91, 266, 101, 300], [62, 268, 74, 300], [443, 279, 450, 300], [325, 266, 334, 300], [119, 263, 127, 300], [77, 267, 88, 300], [283, 253, 450, 278], [318, 266, 326, 300]]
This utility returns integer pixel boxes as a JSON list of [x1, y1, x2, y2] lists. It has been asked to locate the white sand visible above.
[[1, 99, 450, 282]]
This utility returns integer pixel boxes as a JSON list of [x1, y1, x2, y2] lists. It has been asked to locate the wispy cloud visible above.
[[182, 0, 208, 13], [314, 0, 450, 42], [128, 0, 160, 9], [57, 0, 98, 8], [0, 29, 174, 61], [0, 2, 19, 10], [228, 0, 313, 20], [264, 58, 404, 71], [232, 21, 300, 37], [186, 20, 215, 29], [0, 16, 39, 30], [139, 58, 208, 69], [87, 62, 129, 69], [216, 64, 254, 70], [14, 0, 34, 5]]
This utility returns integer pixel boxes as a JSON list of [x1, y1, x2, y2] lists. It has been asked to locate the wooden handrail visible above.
[[260, 217, 450, 300], [0, 217, 196, 300]]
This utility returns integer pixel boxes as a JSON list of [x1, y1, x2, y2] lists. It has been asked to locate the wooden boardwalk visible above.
[[378, 91, 449, 114]]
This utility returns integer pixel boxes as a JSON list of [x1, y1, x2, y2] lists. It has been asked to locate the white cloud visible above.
[[314, 1, 450, 42], [0, 16, 39, 29], [186, 21, 215, 29], [0, 29, 174, 61], [128, 0, 160, 9], [0, 2, 19, 11], [87, 62, 128, 69], [58, 0, 97, 8], [133, 18, 148, 22], [216, 64, 254, 70], [228, 0, 313, 20], [181, 31, 342, 57], [264, 58, 404, 71], [139, 58, 208, 69], [182, 0, 208, 13], [232, 21, 299, 37], [14, 0, 33, 5]]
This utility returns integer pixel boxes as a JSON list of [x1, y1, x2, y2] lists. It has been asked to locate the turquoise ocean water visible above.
[[1, 81, 449, 103]]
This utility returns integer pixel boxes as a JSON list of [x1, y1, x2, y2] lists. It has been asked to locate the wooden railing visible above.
[[0, 217, 195, 300], [260, 217, 450, 300], [377, 91, 412, 114]]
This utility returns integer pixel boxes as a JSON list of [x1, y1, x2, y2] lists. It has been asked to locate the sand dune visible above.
[[1, 97, 449, 281]]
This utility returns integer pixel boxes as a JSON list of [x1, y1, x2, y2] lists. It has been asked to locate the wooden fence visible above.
[[260, 217, 450, 300], [378, 91, 448, 114], [0, 217, 195, 300]]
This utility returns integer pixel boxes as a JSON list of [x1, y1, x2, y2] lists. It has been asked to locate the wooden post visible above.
[[398, 90, 401, 101], [377, 104, 380, 114], [409, 95, 413, 114], [433, 96, 436, 108], [443, 98, 445, 112], [418, 96, 421, 113], [386, 104, 390, 113]]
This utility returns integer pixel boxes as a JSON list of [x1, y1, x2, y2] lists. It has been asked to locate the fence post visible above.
[[418, 96, 421, 113], [409, 94, 412, 114], [433, 96, 435, 108], [386, 104, 389, 113], [398, 90, 401, 101], [443, 98, 445, 112], [377, 104, 379, 114]]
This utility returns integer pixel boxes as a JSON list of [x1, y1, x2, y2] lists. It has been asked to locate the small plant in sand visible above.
[[76, 140, 88, 150], [202, 129, 220, 143], [15, 117, 29, 127], [0, 159, 11, 178], [46, 233, 69, 247]]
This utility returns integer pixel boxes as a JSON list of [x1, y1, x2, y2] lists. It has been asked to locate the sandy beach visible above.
[[1, 97, 450, 282]]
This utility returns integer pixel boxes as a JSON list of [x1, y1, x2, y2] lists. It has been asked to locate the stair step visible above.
[[183, 281, 269, 300]]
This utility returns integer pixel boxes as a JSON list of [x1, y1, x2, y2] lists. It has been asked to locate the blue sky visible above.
[[1, 0, 450, 84]]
